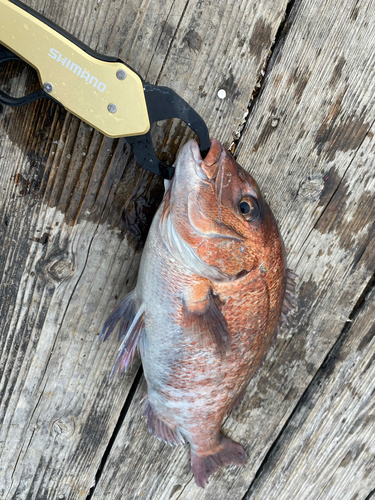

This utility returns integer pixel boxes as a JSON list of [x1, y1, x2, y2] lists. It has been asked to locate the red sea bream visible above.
[[100, 139, 296, 487]]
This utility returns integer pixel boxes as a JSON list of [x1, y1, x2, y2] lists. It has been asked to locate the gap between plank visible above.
[[241, 271, 375, 500], [145, 0, 178, 81], [231, 0, 297, 157], [155, 0, 191, 86], [86, 366, 144, 499], [365, 488, 375, 500]]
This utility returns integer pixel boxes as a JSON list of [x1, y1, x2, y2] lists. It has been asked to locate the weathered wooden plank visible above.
[[0, 0, 289, 497], [91, 0, 375, 498], [244, 281, 375, 500]]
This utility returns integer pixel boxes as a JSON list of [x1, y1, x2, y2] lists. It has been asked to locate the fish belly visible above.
[[141, 266, 275, 451]]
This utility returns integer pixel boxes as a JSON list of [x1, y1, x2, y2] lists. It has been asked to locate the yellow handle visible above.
[[0, 0, 150, 137]]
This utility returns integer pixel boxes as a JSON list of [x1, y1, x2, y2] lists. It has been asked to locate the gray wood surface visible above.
[[0, 0, 289, 498], [245, 277, 375, 499], [0, 0, 374, 499]]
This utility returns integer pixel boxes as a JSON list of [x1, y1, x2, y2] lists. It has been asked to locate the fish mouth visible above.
[[189, 139, 223, 180], [187, 139, 206, 180], [189, 139, 204, 162]]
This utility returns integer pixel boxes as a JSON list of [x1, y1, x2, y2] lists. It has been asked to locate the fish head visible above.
[[165, 139, 285, 280]]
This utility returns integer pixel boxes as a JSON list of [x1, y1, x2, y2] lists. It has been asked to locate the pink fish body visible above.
[[101, 139, 296, 487]]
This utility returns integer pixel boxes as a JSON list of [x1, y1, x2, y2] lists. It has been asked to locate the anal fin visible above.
[[143, 400, 184, 446]]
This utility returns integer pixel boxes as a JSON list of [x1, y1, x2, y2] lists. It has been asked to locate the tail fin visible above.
[[191, 436, 247, 488]]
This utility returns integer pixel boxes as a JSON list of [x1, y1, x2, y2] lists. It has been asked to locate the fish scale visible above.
[[101, 138, 296, 488]]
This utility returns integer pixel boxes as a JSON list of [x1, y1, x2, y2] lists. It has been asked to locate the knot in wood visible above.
[[45, 254, 75, 283], [52, 415, 75, 439], [298, 173, 324, 202]]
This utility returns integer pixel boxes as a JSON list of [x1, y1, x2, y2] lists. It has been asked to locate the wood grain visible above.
[[91, 0, 375, 498], [244, 282, 375, 500], [0, 0, 289, 498]]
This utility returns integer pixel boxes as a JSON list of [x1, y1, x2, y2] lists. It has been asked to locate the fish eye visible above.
[[239, 197, 260, 221]]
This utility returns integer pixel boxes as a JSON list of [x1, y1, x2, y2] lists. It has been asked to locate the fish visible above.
[[100, 138, 297, 488]]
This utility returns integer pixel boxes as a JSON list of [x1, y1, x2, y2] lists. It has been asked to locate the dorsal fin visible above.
[[100, 291, 145, 376], [280, 268, 298, 326], [111, 303, 145, 377], [100, 290, 136, 342]]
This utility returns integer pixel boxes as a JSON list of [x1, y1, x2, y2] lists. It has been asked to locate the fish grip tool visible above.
[[0, 0, 210, 179], [0, 44, 59, 107], [126, 84, 210, 179]]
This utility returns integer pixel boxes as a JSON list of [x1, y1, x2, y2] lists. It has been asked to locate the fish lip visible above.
[[189, 139, 203, 163], [189, 139, 212, 180]]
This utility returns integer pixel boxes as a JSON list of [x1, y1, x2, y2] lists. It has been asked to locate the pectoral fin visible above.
[[184, 291, 231, 357]]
